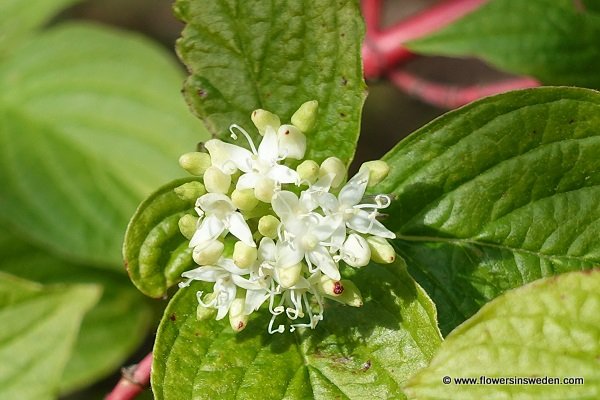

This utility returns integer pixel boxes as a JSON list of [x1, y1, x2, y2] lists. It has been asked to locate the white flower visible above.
[[338, 233, 371, 267], [189, 193, 255, 248]]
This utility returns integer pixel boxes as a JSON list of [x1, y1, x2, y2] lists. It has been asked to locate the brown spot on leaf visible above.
[[341, 76, 348, 86], [169, 313, 177, 321], [361, 360, 372, 371], [197, 88, 207, 98]]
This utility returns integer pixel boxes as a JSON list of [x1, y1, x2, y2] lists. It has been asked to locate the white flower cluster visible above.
[[176, 101, 396, 333]]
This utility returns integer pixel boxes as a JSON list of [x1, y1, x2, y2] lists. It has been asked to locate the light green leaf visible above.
[[124, 178, 199, 298], [0, 230, 154, 393], [174, 0, 366, 164], [0, 23, 209, 268], [0, 0, 81, 57], [0, 272, 101, 400], [152, 260, 442, 399], [376, 87, 600, 334], [408, 0, 600, 88], [404, 270, 600, 400]]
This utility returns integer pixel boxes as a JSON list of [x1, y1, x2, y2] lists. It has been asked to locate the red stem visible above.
[[388, 70, 540, 109], [105, 352, 153, 400], [363, 0, 488, 79]]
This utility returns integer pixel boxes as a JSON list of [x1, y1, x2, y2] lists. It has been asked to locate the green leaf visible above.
[[0, 23, 209, 268], [0, 272, 101, 400], [0, 0, 81, 57], [124, 178, 200, 298], [404, 270, 600, 400], [0, 230, 154, 393], [376, 87, 600, 334], [175, 0, 366, 164], [408, 0, 600, 88], [152, 260, 442, 399]]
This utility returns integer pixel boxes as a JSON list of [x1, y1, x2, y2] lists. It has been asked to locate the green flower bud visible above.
[[320, 157, 347, 188], [291, 100, 318, 133], [296, 160, 320, 184], [178, 214, 198, 240], [203, 166, 231, 194], [366, 236, 395, 264], [174, 181, 206, 201], [360, 160, 390, 187], [251, 109, 281, 135], [233, 241, 258, 268], [328, 280, 363, 307], [192, 240, 224, 265], [231, 189, 259, 211], [179, 152, 211, 176], [277, 262, 303, 289], [229, 297, 248, 332], [254, 178, 276, 203], [197, 292, 217, 320], [317, 275, 345, 297], [258, 215, 280, 239]]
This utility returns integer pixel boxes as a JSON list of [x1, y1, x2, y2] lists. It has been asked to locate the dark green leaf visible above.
[[0, 23, 209, 269], [405, 270, 600, 400], [124, 178, 200, 298], [175, 0, 366, 164], [376, 87, 600, 334], [0, 272, 100, 400], [152, 260, 442, 399], [408, 0, 600, 88]]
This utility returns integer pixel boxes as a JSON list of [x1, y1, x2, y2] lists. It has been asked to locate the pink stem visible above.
[[363, 0, 489, 79], [105, 353, 153, 400], [388, 70, 540, 109]]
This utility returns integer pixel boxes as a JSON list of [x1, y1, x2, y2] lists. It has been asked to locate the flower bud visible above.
[[192, 240, 224, 265], [277, 125, 306, 160], [258, 215, 280, 239], [251, 109, 281, 135], [360, 160, 390, 187], [296, 160, 320, 184], [320, 157, 346, 188], [291, 100, 318, 133], [203, 166, 231, 194], [174, 181, 206, 201], [366, 236, 395, 264], [342, 233, 371, 267], [233, 241, 258, 268], [228, 297, 248, 332], [329, 280, 363, 307], [231, 189, 259, 211], [254, 178, 276, 203], [277, 263, 303, 289], [317, 275, 345, 297], [178, 214, 198, 240], [196, 292, 217, 320], [179, 152, 211, 176]]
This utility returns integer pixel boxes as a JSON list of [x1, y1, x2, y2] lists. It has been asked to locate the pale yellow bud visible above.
[[233, 241, 258, 268], [229, 297, 248, 332], [179, 152, 211, 176], [366, 236, 395, 264], [174, 181, 206, 201], [254, 178, 276, 203], [360, 160, 390, 187], [291, 100, 318, 132], [231, 189, 259, 211], [251, 109, 281, 135], [277, 125, 306, 160], [277, 263, 303, 289], [178, 214, 198, 240], [192, 240, 224, 265], [330, 280, 363, 307], [317, 275, 345, 297], [196, 293, 217, 320], [258, 215, 280, 239], [296, 160, 320, 184], [203, 166, 231, 194], [320, 157, 347, 188]]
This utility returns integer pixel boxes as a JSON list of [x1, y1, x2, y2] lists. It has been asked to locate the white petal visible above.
[[244, 289, 269, 314], [339, 168, 369, 207], [299, 189, 320, 212], [311, 215, 338, 241], [277, 125, 306, 160], [227, 212, 256, 247], [257, 126, 279, 161], [271, 190, 299, 221], [317, 192, 339, 214], [189, 215, 225, 247], [198, 193, 235, 215], [205, 139, 253, 173], [218, 257, 250, 275], [307, 246, 340, 280], [236, 172, 260, 190], [277, 240, 304, 268], [181, 266, 226, 282], [342, 233, 371, 267], [267, 164, 299, 185], [348, 210, 395, 239], [330, 222, 347, 252], [258, 237, 276, 263], [232, 274, 263, 290]]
